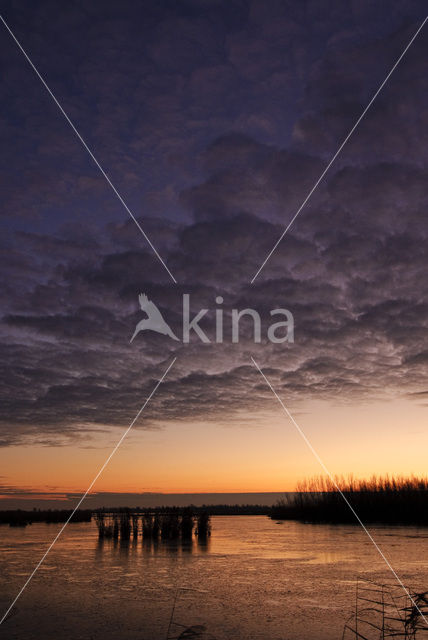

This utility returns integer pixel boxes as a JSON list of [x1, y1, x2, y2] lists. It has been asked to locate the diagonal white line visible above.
[[250, 356, 428, 627], [251, 16, 428, 284], [0, 14, 177, 284], [0, 357, 176, 626]]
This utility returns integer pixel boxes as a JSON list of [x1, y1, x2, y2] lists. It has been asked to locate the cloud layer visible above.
[[1, 1, 427, 447]]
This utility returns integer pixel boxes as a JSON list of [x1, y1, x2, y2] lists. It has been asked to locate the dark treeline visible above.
[[0, 509, 92, 527], [0, 504, 268, 529], [93, 504, 270, 516], [196, 504, 270, 515], [95, 508, 211, 541], [93, 504, 271, 516], [271, 476, 428, 525]]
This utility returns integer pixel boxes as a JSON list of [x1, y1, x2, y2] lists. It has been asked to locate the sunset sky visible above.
[[1, 0, 427, 505]]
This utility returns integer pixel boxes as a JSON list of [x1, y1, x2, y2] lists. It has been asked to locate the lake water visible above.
[[0, 516, 427, 639]]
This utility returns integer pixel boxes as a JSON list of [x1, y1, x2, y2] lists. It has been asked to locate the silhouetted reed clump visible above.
[[152, 514, 161, 538], [181, 508, 194, 540], [142, 513, 153, 537], [271, 475, 428, 525], [95, 513, 111, 538], [195, 511, 211, 538], [0, 509, 92, 527], [95, 509, 210, 542], [112, 515, 119, 539], [160, 513, 179, 539], [119, 513, 131, 540], [132, 514, 139, 539]]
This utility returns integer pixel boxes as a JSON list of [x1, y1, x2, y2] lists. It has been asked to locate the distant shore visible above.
[[3, 476, 428, 528], [0, 504, 271, 526]]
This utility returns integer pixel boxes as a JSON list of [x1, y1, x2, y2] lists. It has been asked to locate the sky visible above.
[[1, 0, 428, 505]]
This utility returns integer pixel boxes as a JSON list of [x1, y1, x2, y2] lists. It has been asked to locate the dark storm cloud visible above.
[[0, 1, 427, 446]]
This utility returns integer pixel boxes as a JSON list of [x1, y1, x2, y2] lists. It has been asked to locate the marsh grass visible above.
[[271, 475, 428, 524]]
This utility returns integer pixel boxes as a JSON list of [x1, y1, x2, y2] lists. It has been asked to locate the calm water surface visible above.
[[0, 516, 427, 639]]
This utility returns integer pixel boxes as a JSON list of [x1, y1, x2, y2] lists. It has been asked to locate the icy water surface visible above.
[[0, 516, 427, 639]]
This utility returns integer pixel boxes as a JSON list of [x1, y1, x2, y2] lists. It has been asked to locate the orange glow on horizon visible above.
[[1, 398, 428, 497]]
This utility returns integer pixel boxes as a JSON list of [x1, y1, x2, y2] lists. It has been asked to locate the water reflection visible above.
[[197, 535, 210, 553], [95, 534, 210, 557], [2, 517, 428, 640]]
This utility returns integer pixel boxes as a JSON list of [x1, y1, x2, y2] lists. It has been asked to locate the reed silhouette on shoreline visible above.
[[271, 475, 428, 525], [0, 509, 92, 527]]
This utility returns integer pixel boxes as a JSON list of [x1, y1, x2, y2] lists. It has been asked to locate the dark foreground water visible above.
[[0, 516, 427, 639]]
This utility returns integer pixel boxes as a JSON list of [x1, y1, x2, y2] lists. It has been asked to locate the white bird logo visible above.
[[130, 293, 179, 343]]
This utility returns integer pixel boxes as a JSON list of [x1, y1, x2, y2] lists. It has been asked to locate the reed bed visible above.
[[271, 475, 428, 524], [95, 509, 211, 541]]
